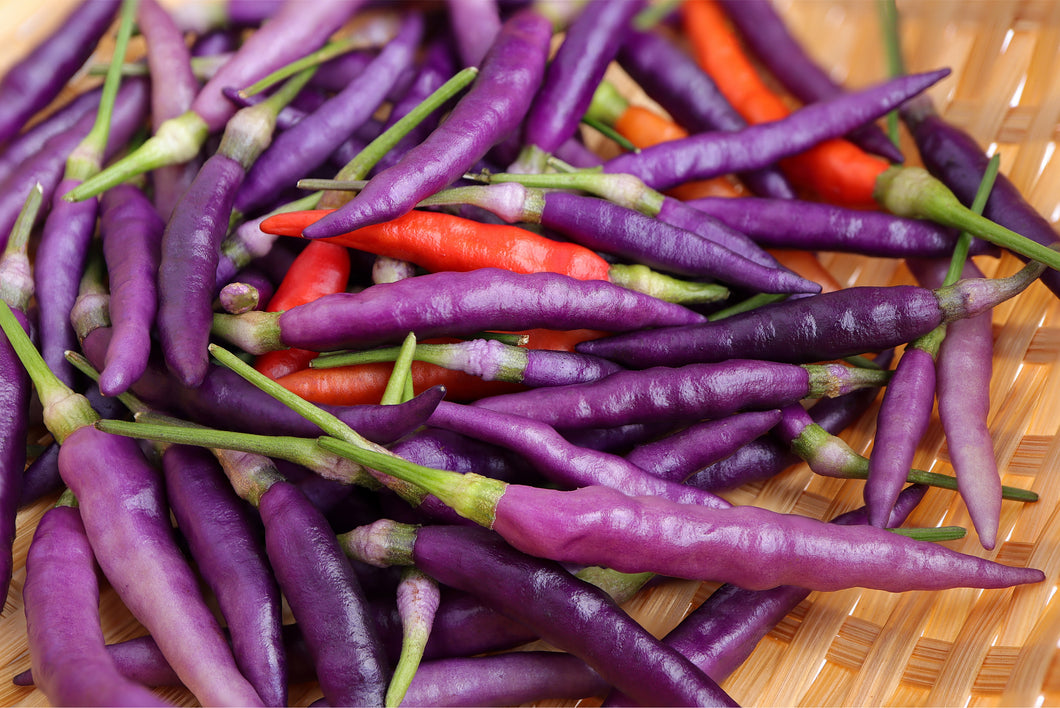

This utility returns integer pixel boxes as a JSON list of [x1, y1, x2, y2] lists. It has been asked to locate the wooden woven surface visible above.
[[2, 1, 1060, 706]]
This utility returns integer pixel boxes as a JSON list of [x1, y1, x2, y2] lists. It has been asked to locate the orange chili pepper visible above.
[[260, 208, 612, 282], [681, 0, 889, 208], [254, 240, 351, 379]]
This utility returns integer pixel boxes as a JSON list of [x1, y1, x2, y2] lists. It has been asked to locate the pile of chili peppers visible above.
[[1, 0, 1057, 706]]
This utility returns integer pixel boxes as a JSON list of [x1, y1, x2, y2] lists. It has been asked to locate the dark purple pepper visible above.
[[0, 0, 120, 145], [302, 9, 552, 238], [601, 68, 948, 191], [408, 524, 737, 707], [19, 443, 63, 508], [162, 445, 286, 706], [258, 481, 388, 707], [687, 195, 997, 258], [617, 26, 795, 198], [517, 0, 643, 167], [625, 409, 783, 483], [578, 268, 1038, 368], [23, 503, 170, 707], [0, 88, 101, 188]]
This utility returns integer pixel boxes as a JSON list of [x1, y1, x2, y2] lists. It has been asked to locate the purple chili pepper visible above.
[[302, 9, 552, 239], [578, 262, 1043, 368], [717, 0, 903, 162], [258, 481, 389, 706], [471, 359, 889, 430], [602, 486, 928, 707], [537, 191, 820, 294], [625, 409, 784, 484], [687, 195, 997, 259], [161, 444, 286, 706], [0, 185, 41, 605], [864, 333, 940, 528], [512, 0, 643, 172], [234, 12, 424, 219], [213, 269, 707, 355], [347, 522, 737, 707], [97, 184, 164, 396], [617, 25, 795, 198], [909, 257, 1001, 549], [685, 352, 894, 491], [0, 0, 120, 146], [23, 501, 170, 707], [427, 400, 733, 508], [601, 68, 948, 191]]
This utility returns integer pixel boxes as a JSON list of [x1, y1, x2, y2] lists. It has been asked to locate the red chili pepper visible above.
[[260, 208, 612, 282], [274, 361, 524, 407], [681, 0, 889, 208], [254, 240, 350, 379]]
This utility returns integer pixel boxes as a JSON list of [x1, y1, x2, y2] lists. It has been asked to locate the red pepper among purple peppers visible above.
[[1, 2, 1057, 706]]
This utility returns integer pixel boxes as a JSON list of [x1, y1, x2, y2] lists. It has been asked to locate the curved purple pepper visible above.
[[408, 524, 737, 707], [246, 269, 707, 353], [601, 486, 928, 707], [716, 0, 903, 162], [617, 26, 795, 198], [445, 0, 501, 68], [162, 445, 286, 706], [687, 195, 998, 259], [258, 480, 388, 707], [539, 191, 819, 294], [515, 0, 643, 170], [601, 68, 948, 191], [23, 503, 170, 707], [427, 401, 733, 508], [578, 266, 1041, 368], [302, 9, 552, 238], [234, 12, 424, 218], [472, 359, 888, 430], [0, 0, 120, 146], [98, 184, 164, 396], [909, 257, 1001, 548], [864, 343, 937, 528], [56, 427, 264, 706]]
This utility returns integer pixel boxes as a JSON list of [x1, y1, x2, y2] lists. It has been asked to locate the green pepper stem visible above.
[[942, 153, 1001, 287], [240, 35, 377, 98], [0, 184, 43, 311], [381, 333, 417, 405], [66, 0, 138, 181], [875, 166, 1060, 271], [386, 568, 438, 708]]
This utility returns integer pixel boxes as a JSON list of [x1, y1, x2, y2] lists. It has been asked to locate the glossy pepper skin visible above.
[[302, 9, 552, 239], [409, 525, 738, 707]]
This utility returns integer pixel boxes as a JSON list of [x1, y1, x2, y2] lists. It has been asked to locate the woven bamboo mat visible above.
[[2, 1, 1060, 706]]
